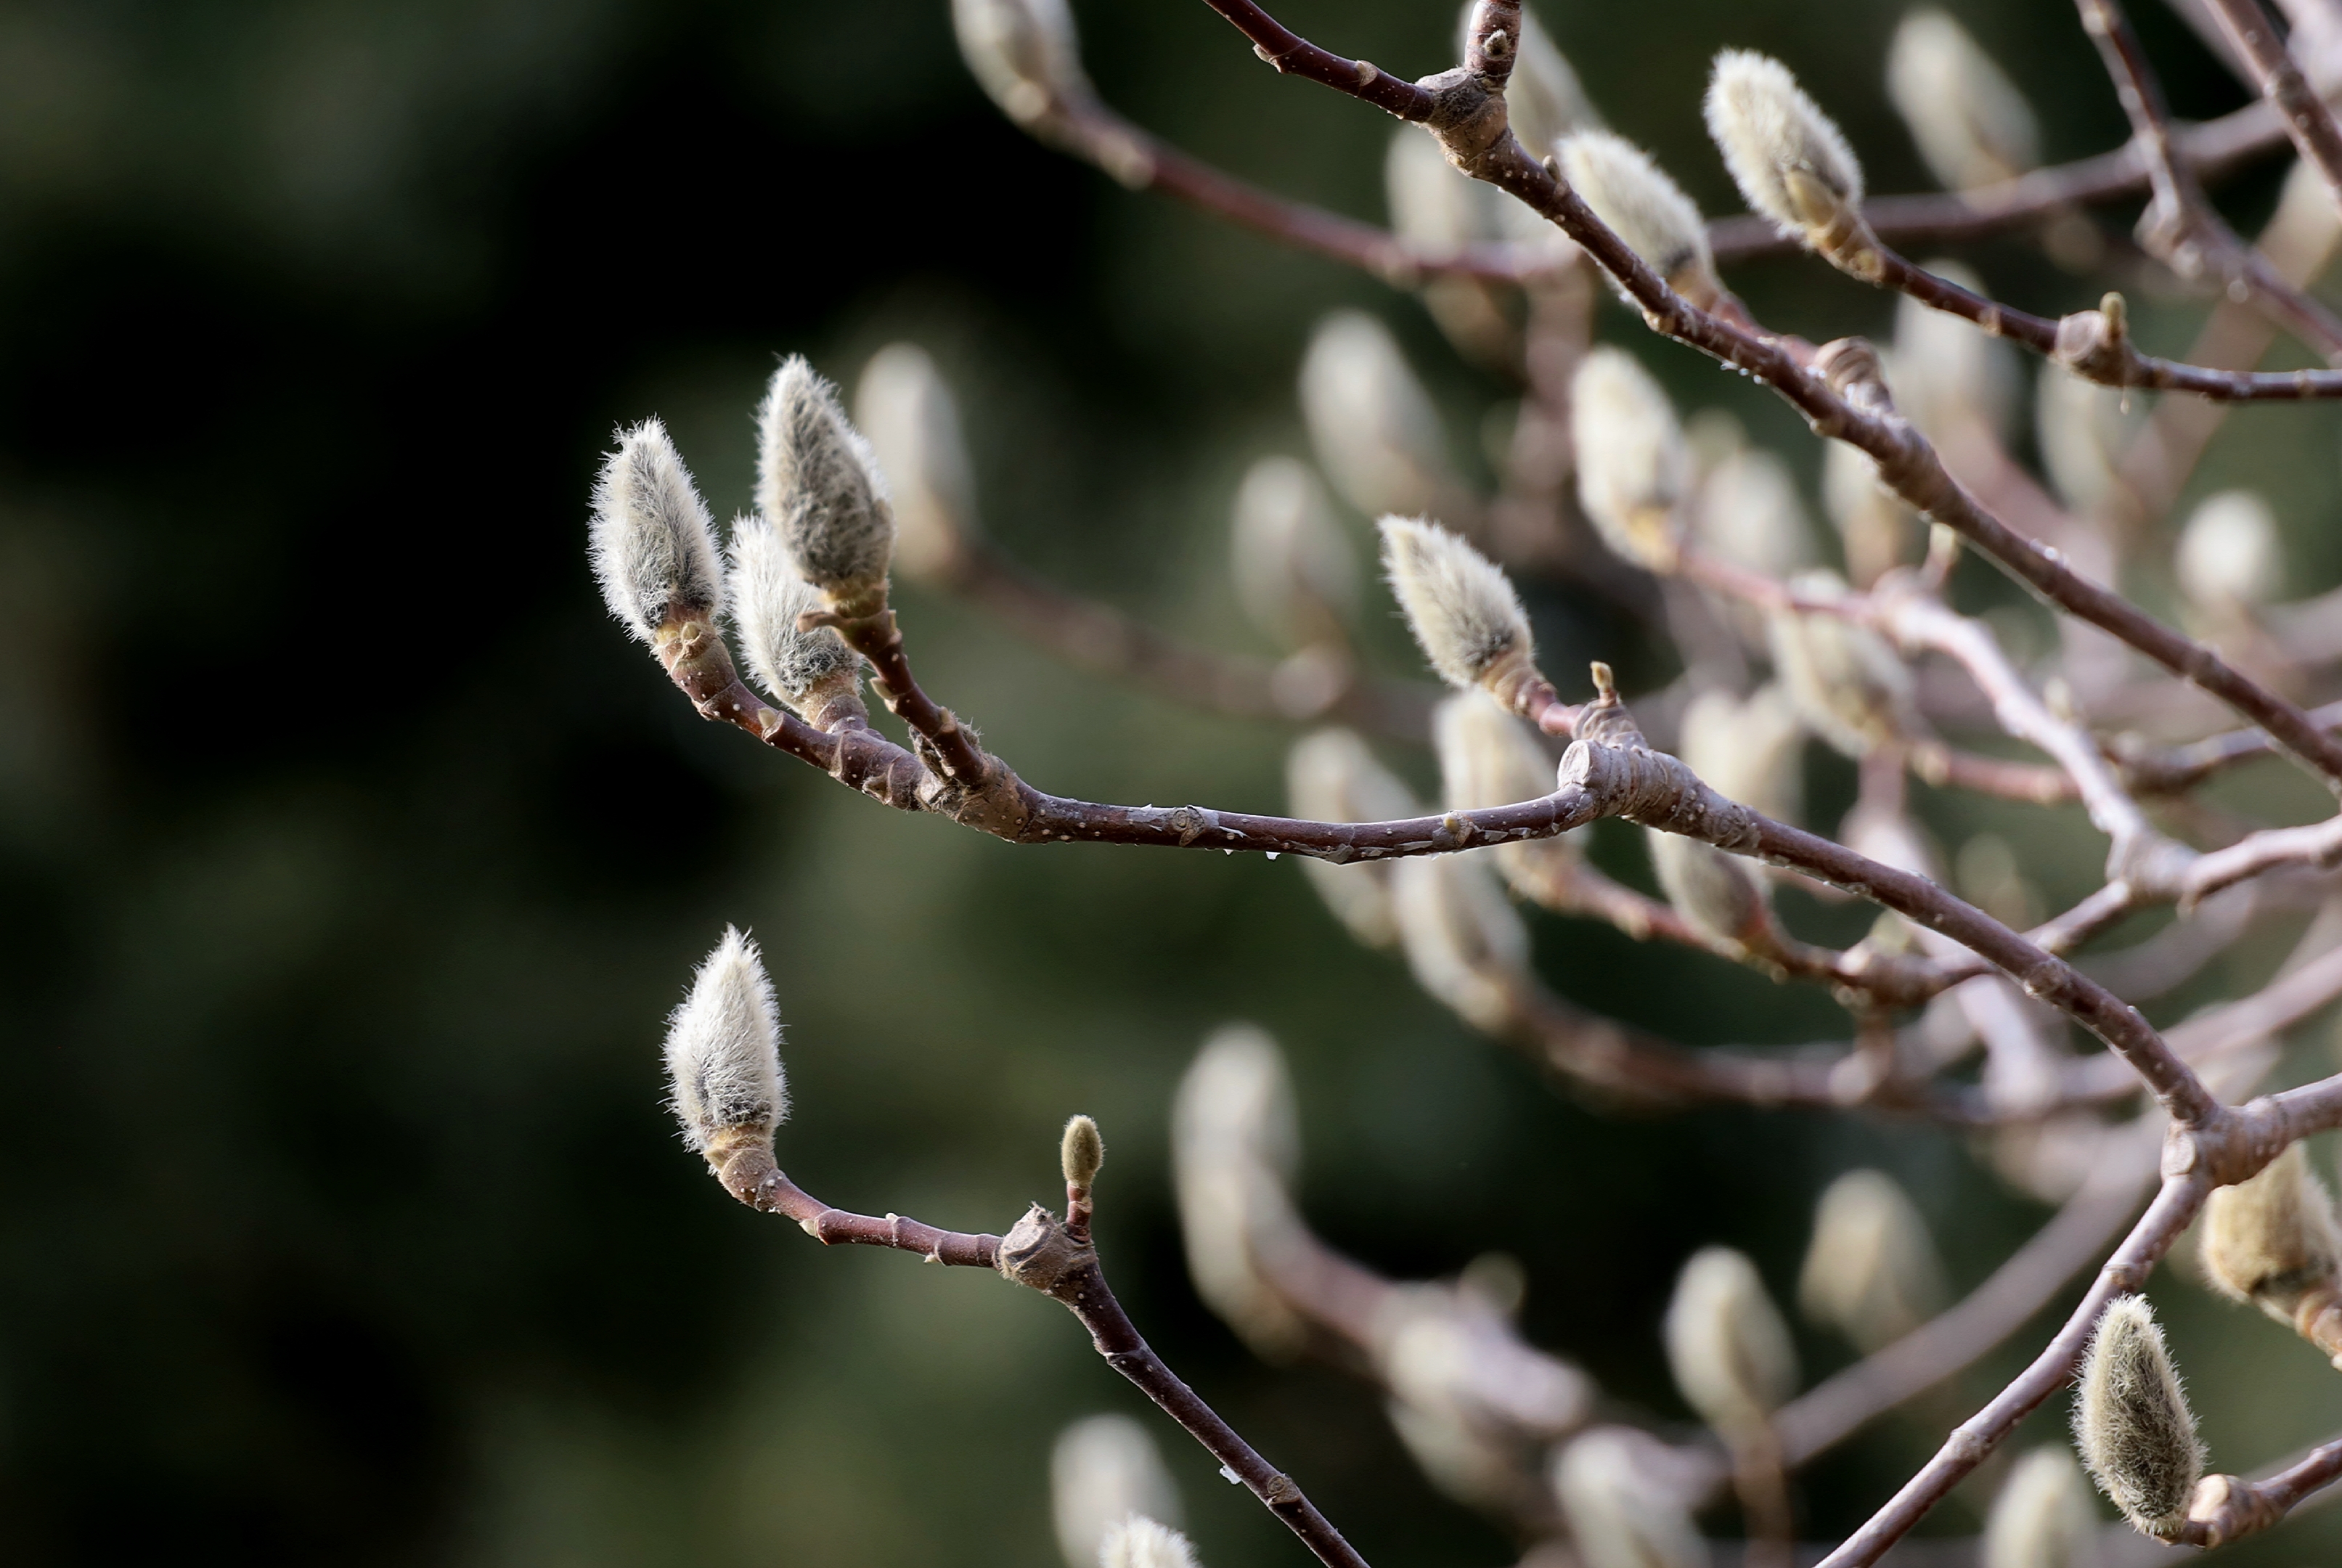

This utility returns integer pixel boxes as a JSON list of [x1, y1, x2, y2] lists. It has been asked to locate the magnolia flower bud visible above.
[[1299, 312, 1458, 522], [1705, 50, 1867, 256], [951, 0, 1088, 127], [1769, 572, 1917, 757], [1572, 348, 1689, 572], [1797, 1169, 1947, 1353], [1379, 517, 1539, 703], [663, 926, 787, 1158], [757, 356, 894, 611], [1052, 1416, 1183, 1568], [1286, 728, 1421, 949], [2176, 491, 2285, 613], [1172, 1026, 1309, 1359], [2073, 1295, 2203, 1538], [2200, 1142, 2342, 1342], [1231, 457, 1359, 648], [1387, 126, 1506, 250], [1435, 693, 1577, 904], [1823, 440, 1921, 587], [1886, 9, 2041, 192], [1694, 445, 1817, 581], [1983, 1447, 2103, 1568], [1458, 0, 1602, 155], [1551, 1428, 1709, 1568], [1100, 1516, 1201, 1568], [1889, 259, 2015, 442], [2034, 364, 2138, 515], [1678, 684, 1803, 827], [1648, 832, 1774, 952], [1664, 1246, 1799, 1434], [1558, 132, 1721, 307], [590, 417, 724, 642], [1391, 854, 1532, 1033], [727, 513, 866, 724], [854, 343, 977, 584], [1061, 1114, 1106, 1190]]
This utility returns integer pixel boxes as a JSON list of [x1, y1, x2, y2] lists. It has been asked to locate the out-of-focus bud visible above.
[[1378, 1282, 1594, 1514], [663, 926, 787, 1161], [590, 417, 725, 643], [1705, 51, 1869, 261], [1889, 259, 2015, 443], [1551, 1428, 1710, 1568], [1768, 572, 1918, 757], [2176, 491, 2285, 614], [1458, 0, 1602, 155], [1435, 693, 1577, 905], [1572, 348, 1689, 572], [855, 343, 977, 585], [2259, 155, 2342, 282], [1051, 1415, 1183, 1568], [1648, 830, 1775, 953], [1172, 1026, 1310, 1359], [1299, 312, 1461, 522], [727, 514, 868, 727], [1886, 9, 2041, 192], [1797, 1169, 1948, 1353], [1286, 728, 1421, 949], [1663, 1246, 1799, 1435], [758, 356, 895, 614], [952, 0, 1088, 128], [1823, 441, 1922, 587], [1557, 131, 1722, 309], [2201, 1142, 2342, 1359], [1379, 517, 1542, 709], [1099, 1516, 1201, 1568], [1385, 129, 1526, 370], [1984, 1448, 2104, 1568], [1679, 684, 1804, 827], [2034, 364, 2139, 515], [1231, 457, 1359, 650], [1694, 444, 1818, 581], [1391, 854, 1532, 1033], [2073, 1295, 2203, 1539]]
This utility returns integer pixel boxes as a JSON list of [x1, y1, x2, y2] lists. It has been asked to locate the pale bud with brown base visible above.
[[1171, 1026, 1310, 1360], [1705, 50, 1874, 274], [591, 417, 725, 646], [2176, 491, 2285, 617], [1769, 571, 1919, 758], [727, 513, 868, 729], [759, 356, 896, 618], [1557, 131, 1722, 310], [1231, 457, 1359, 650], [952, 0, 1089, 129], [1379, 517, 1554, 719], [1391, 853, 1532, 1034], [1823, 440, 1922, 587], [1886, 9, 2041, 192], [662, 926, 788, 1171], [2200, 1141, 2342, 1363], [2073, 1294, 2203, 1539], [1572, 348, 1689, 572], [1099, 1515, 1201, 1568], [1435, 692, 1578, 905]]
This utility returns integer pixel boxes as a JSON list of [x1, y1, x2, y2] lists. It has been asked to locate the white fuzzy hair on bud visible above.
[[855, 343, 977, 584], [1231, 457, 1359, 649], [1551, 1428, 1709, 1568], [1051, 1416, 1183, 1568], [1705, 50, 1866, 248], [1172, 1026, 1310, 1359], [1664, 1246, 1799, 1434], [1648, 831, 1774, 952], [1391, 854, 1531, 1033], [1558, 131, 1719, 306], [1435, 692, 1577, 904], [1572, 348, 1689, 572], [1984, 1447, 2103, 1568], [1098, 1516, 1201, 1568], [1886, 9, 2040, 192], [726, 513, 863, 717], [1456, 1, 1601, 155], [663, 926, 786, 1154], [2200, 1140, 2342, 1334], [1299, 312, 1458, 522], [1286, 728, 1421, 949], [2073, 1294, 2203, 1538], [1797, 1169, 1947, 1353], [1379, 517, 1535, 693], [2176, 491, 2285, 612], [757, 356, 895, 603], [951, 0, 1087, 126], [590, 417, 724, 642], [1769, 571, 1918, 758]]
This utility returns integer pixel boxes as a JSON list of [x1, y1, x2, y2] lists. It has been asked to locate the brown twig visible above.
[[2174, 1437, 2342, 1545], [2204, 0, 2342, 216]]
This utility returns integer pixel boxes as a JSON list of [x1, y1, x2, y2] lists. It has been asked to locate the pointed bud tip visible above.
[[757, 356, 895, 602], [1377, 516, 1533, 693], [589, 416, 724, 643], [1704, 49, 1865, 246], [663, 926, 788, 1154]]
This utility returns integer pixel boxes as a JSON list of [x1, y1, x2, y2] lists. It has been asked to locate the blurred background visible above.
[[3, 0, 2342, 1564]]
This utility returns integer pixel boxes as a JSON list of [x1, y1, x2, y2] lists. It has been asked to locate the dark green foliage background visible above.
[[1, 1, 2339, 1563]]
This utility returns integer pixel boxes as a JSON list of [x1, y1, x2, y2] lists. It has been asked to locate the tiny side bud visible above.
[[757, 356, 896, 613], [2073, 1294, 2203, 1539], [590, 417, 724, 644], [1061, 1113, 1106, 1190]]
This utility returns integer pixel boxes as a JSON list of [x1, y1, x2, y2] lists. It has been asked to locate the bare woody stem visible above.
[[2204, 0, 2342, 218], [2178, 1438, 2342, 1546]]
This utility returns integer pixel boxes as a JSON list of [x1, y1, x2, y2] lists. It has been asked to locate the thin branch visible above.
[[2174, 1437, 2342, 1545], [2205, 0, 2342, 215]]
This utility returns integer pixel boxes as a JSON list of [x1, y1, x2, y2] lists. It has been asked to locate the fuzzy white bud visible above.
[[855, 343, 976, 584], [1679, 685, 1803, 826], [662, 926, 786, 1154], [1705, 50, 1866, 249], [1822, 441, 1921, 587], [2073, 1295, 2203, 1538], [2176, 491, 2285, 612], [1889, 260, 2015, 442], [1379, 517, 1536, 694], [2200, 1141, 2342, 1331], [1887, 10, 2040, 192], [1458, 0, 1602, 154], [1099, 1516, 1201, 1568], [1435, 693, 1577, 905], [1172, 1026, 1309, 1359], [590, 417, 724, 642], [726, 513, 864, 718], [1664, 1246, 1799, 1434], [1558, 132, 1719, 306], [1286, 729, 1421, 949], [952, 0, 1087, 126], [1572, 348, 1689, 572], [1052, 1416, 1183, 1568], [1693, 446, 1816, 580], [1768, 571, 1917, 757], [2034, 365, 2138, 515], [1387, 127, 1506, 250], [757, 356, 894, 604], [1797, 1169, 1947, 1353], [1985, 1447, 2103, 1568], [1551, 1429, 1710, 1568], [1392, 854, 1532, 1032], [1648, 832, 1774, 951], [1231, 457, 1359, 648], [1299, 312, 1458, 522]]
